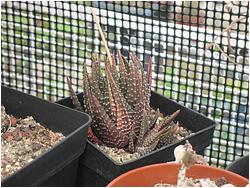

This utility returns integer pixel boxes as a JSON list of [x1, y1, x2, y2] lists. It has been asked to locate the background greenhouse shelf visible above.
[[1, 1, 249, 168]]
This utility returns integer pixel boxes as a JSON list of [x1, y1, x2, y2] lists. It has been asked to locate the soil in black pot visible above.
[[96, 108, 191, 164], [1, 106, 65, 179]]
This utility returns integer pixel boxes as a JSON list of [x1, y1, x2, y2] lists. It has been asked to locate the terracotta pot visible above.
[[107, 163, 249, 187]]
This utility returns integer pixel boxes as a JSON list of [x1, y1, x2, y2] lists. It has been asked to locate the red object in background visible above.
[[159, 1, 168, 5], [176, 13, 206, 27]]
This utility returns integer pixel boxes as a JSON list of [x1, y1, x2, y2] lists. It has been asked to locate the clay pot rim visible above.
[[107, 162, 249, 187]]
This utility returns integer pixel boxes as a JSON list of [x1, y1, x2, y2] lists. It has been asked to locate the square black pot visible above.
[[226, 155, 249, 179], [1, 86, 91, 187], [56, 91, 216, 186]]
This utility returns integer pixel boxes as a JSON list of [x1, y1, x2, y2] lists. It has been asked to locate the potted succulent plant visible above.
[[1, 86, 91, 186], [56, 9, 216, 186]]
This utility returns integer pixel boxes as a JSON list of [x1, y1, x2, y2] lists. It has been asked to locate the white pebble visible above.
[[221, 183, 236, 187], [174, 145, 186, 163]]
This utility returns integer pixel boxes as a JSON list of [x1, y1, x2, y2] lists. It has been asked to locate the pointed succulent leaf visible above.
[[148, 108, 161, 129], [137, 140, 159, 156], [128, 130, 135, 153], [135, 110, 149, 147], [118, 50, 128, 76], [131, 52, 150, 111], [90, 68, 103, 102], [118, 50, 128, 96], [125, 61, 137, 107], [145, 57, 153, 110], [66, 76, 84, 112], [88, 127, 103, 145], [111, 53, 116, 71], [146, 57, 153, 92], [110, 53, 120, 84], [82, 64, 93, 114], [90, 93, 130, 148], [104, 58, 133, 130], [158, 109, 181, 131], [142, 121, 176, 150], [150, 109, 181, 133], [156, 122, 179, 148], [136, 125, 173, 156], [107, 79, 117, 123]]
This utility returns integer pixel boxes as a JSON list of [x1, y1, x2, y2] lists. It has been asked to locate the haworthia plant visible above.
[[67, 51, 187, 155], [66, 9, 190, 156]]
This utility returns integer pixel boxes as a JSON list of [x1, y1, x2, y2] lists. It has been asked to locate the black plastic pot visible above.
[[226, 155, 249, 179], [56, 91, 216, 186], [1, 86, 91, 187]]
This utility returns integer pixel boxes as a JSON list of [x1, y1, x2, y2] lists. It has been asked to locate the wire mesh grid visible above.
[[1, 1, 249, 168]]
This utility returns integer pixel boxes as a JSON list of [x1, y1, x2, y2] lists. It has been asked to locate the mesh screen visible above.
[[1, 1, 249, 168]]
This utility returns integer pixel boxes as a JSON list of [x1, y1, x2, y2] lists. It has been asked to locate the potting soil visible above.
[[96, 116, 191, 164], [1, 106, 65, 179], [154, 177, 233, 187]]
